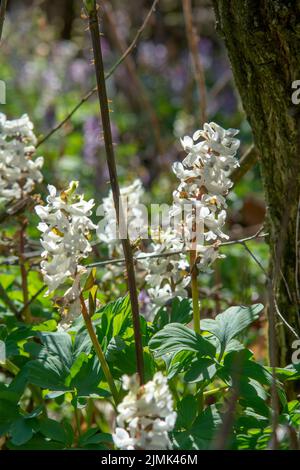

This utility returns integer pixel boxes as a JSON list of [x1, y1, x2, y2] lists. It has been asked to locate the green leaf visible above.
[[153, 298, 193, 330], [172, 405, 222, 450], [26, 330, 106, 397], [176, 395, 198, 430], [71, 355, 108, 397], [167, 350, 194, 379], [83, 268, 96, 292], [184, 357, 217, 383], [79, 428, 112, 447], [7, 435, 65, 450], [10, 418, 33, 446], [149, 323, 215, 358], [108, 341, 155, 382], [0, 399, 20, 426], [95, 295, 132, 345], [39, 418, 67, 443], [200, 304, 264, 355]]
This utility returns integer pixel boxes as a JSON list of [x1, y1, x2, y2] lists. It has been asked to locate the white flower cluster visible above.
[[0, 113, 43, 203], [138, 123, 239, 307], [99, 179, 145, 252], [138, 228, 189, 307], [35, 182, 96, 327], [171, 122, 240, 270], [98, 179, 146, 281], [113, 372, 177, 450], [98, 123, 239, 309]]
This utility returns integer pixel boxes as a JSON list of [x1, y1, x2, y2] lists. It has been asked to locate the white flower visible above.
[[171, 121, 240, 271], [137, 227, 190, 306], [98, 179, 146, 281], [36, 182, 96, 325], [0, 113, 43, 203], [98, 179, 145, 251], [113, 372, 177, 450]]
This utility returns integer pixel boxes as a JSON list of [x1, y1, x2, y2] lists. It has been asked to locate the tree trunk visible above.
[[212, 0, 300, 366]]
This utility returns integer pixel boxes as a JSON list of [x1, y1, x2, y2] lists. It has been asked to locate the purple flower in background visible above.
[[167, 60, 189, 93], [69, 59, 91, 86], [138, 289, 152, 319], [83, 115, 119, 166], [83, 116, 102, 166], [198, 37, 213, 69], [137, 41, 168, 71]]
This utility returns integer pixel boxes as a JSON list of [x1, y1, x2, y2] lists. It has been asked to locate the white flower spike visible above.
[[113, 372, 177, 450], [0, 113, 43, 203]]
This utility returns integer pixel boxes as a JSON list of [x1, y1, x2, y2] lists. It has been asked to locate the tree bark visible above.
[[212, 0, 300, 366]]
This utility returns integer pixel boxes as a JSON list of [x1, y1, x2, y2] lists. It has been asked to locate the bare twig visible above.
[[0, 0, 8, 45], [0, 229, 267, 268], [37, 0, 159, 149], [267, 279, 280, 450], [102, 0, 163, 155], [213, 355, 241, 449], [0, 281, 19, 316], [18, 285, 46, 316], [86, 229, 267, 269], [231, 144, 259, 184], [85, 0, 144, 384], [240, 240, 299, 339], [182, 0, 207, 126]]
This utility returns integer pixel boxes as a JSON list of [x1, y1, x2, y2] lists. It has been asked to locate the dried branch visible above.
[[37, 0, 159, 149], [231, 144, 259, 184], [0, 0, 8, 44], [182, 0, 207, 126], [102, 0, 163, 155], [0, 281, 19, 316], [86, 230, 267, 268], [0, 229, 268, 268], [18, 285, 46, 317], [85, 0, 144, 384], [240, 240, 299, 339]]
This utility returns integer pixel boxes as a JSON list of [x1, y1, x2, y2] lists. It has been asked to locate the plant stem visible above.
[[203, 384, 228, 397], [74, 405, 82, 438], [19, 218, 32, 323], [80, 294, 119, 405], [190, 249, 200, 334], [4, 359, 20, 375], [85, 0, 145, 384]]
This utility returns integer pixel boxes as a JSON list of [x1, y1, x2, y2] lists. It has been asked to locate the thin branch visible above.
[[0, 281, 19, 316], [231, 144, 259, 184], [85, 0, 145, 384], [18, 285, 46, 316], [267, 279, 280, 449], [0, 230, 268, 268], [240, 240, 299, 339], [0, 0, 8, 45], [182, 0, 207, 126], [86, 230, 267, 269], [102, 0, 162, 154], [36, 0, 159, 149]]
